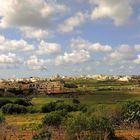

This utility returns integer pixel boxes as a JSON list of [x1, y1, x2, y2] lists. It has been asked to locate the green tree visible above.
[[89, 116, 114, 140], [63, 112, 89, 140], [43, 110, 67, 140], [89, 116, 113, 132], [43, 110, 67, 128]]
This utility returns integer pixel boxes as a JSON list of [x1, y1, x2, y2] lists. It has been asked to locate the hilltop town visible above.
[[0, 75, 71, 95], [0, 74, 140, 96]]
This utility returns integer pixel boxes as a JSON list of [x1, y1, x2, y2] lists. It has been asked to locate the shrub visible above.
[[63, 112, 114, 140], [89, 116, 115, 140], [1, 103, 27, 114], [63, 112, 89, 139], [72, 99, 80, 104], [55, 103, 73, 112], [78, 104, 87, 112], [27, 106, 40, 114], [72, 104, 87, 112], [0, 99, 12, 108], [89, 116, 113, 132], [41, 101, 87, 113], [14, 98, 32, 106], [41, 102, 57, 113], [43, 110, 67, 127]]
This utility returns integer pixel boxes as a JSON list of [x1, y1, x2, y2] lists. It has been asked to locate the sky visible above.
[[0, 0, 140, 78]]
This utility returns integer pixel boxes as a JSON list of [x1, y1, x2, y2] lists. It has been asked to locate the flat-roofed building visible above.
[[47, 81, 65, 94]]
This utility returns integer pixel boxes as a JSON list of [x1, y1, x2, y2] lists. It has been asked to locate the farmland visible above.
[[2, 91, 140, 126], [1, 79, 140, 140]]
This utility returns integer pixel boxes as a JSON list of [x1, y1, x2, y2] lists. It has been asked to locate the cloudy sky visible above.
[[0, 0, 140, 78]]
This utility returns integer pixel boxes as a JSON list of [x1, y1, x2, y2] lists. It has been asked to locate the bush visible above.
[[63, 112, 89, 139], [1, 103, 27, 114], [55, 103, 73, 112], [89, 116, 113, 132], [78, 104, 87, 112], [72, 99, 80, 104], [27, 106, 40, 114], [14, 98, 32, 106], [43, 110, 67, 127], [0, 99, 12, 108], [41, 101, 87, 113], [72, 104, 87, 112], [63, 112, 115, 140], [41, 102, 57, 113], [89, 116, 115, 140]]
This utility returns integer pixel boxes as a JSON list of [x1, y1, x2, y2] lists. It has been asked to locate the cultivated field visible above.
[[1, 79, 140, 140]]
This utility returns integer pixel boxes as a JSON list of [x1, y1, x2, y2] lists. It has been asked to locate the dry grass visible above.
[[115, 129, 140, 140], [5, 113, 45, 126]]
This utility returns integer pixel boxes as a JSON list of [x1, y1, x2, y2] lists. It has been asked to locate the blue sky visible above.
[[0, 0, 140, 78]]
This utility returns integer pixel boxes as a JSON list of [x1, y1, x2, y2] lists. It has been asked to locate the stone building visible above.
[[47, 81, 65, 94], [37, 81, 48, 94], [0, 79, 73, 95]]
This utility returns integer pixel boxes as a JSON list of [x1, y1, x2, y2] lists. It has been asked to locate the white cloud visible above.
[[134, 55, 140, 64], [0, 0, 66, 28], [36, 40, 61, 55], [0, 35, 34, 52], [0, 53, 22, 68], [27, 49, 90, 69], [134, 44, 140, 51], [118, 44, 131, 53], [70, 38, 112, 52], [90, 0, 132, 26], [55, 50, 90, 65], [21, 27, 51, 39], [26, 55, 52, 70], [107, 51, 124, 61], [59, 12, 87, 32], [104, 45, 135, 64], [0, 0, 66, 38]]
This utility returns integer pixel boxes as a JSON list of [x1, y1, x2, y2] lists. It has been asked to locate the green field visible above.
[[1, 90, 139, 127], [1, 79, 140, 127], [32, 91, 140, 106]]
